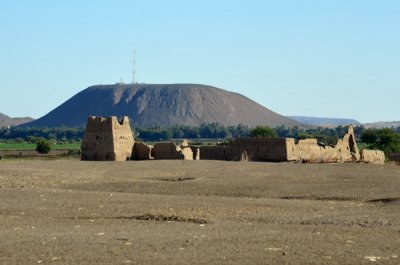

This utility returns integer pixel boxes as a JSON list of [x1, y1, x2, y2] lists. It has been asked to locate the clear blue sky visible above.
[[1, 0, 399, 123]]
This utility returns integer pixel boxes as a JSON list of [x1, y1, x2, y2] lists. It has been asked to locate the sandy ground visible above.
[[0, 160, 399, 264]]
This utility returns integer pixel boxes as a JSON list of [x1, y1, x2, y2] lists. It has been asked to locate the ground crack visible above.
[[280, 195, 357, 201], [155, 177, 195, 182], [70, 214, 207, 224], [367, 197, 400, 204]]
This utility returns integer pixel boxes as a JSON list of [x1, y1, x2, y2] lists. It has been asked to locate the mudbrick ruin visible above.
[[81, 116, 385, 164], [81, 116, 134, 161]]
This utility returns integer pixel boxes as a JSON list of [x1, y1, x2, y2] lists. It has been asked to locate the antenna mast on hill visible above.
[[132, 49, 136, 84]]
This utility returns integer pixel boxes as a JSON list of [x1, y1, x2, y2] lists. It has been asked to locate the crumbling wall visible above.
[[295, 126, 361, 163], [81, 116, 134, 161], [180, 140, 194, 160], [152, 141, 193, 160], [81, 121, 386, 165], [321, 147, 342, 163], [295, 140, 340, 163], [200, 126, 366, 163], [296, 139, 323, 162], [200, 146, 228, 160], [132, 142, 153, 160], [360, 149, 385, 164], [201, 145, 239, 161], [234, 138, 290, 162], [200, 138, 291, 162], [334, 126, 360, 161]]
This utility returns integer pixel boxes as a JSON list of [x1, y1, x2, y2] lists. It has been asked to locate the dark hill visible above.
[[23, 84, 304, 128]]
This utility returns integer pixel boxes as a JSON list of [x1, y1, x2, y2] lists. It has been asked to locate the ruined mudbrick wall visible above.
[[201, 138, 293, 162], [360, 150, 385, 164], [296, 126, 360, 163], [81, 120, 385, 164], [200, 126, 383, 164]]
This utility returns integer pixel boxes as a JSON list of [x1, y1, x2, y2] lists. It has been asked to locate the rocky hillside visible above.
[[23, 84, 305, 128], [0, 112, 8, 121], [0, 112, 34, 127], [364, 121, 400, 128], [288, 116, 361, 127]]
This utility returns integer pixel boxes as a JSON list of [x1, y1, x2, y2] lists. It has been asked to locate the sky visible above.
[[0, 0, 399, 123]]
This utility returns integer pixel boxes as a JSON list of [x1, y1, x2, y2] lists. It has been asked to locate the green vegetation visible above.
[[249, 126, 277, 138], [0, 142, 81, 151], [361, 128, 400, 154], [135, 123, 249, 141], [0, 127, 84, 142], [0, 143, 36, 150], [1, 124, 399, 154], [52, 143, 81, 150], [0, 127, 82, 151], [36, 139, 52, 154]]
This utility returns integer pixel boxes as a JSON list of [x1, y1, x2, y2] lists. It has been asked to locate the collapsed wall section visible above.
[[132, 142, 153, 160], [81, 116, 134, 161], [335, 125, 360, 161], [296, 139, 337, 163], [151, 142, 193, 160], [296, 126, 360, 163]]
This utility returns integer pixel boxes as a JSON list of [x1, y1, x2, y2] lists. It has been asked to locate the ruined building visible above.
[[81, 116, 194, 161], [81, 116, 134, 161], [201, 126, 384, 164], [295, 126, 360, 163], [81, 117, 385, 164]]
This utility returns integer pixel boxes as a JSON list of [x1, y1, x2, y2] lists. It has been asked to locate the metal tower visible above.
[[132, 49, 136, 84]]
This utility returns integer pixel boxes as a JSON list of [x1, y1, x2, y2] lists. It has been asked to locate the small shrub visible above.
[[36, 139, 52, 154], [250, 126, 278, 138]]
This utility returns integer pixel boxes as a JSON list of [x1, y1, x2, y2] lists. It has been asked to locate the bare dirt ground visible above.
[[0, 160, 399, 264]]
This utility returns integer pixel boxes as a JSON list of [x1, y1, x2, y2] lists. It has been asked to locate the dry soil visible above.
[[0, 160, 399, 264]]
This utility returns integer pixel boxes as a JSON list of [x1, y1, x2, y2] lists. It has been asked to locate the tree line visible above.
[[0, 126, 84, 143], [1, 124, 399, 154], [135, 124, 367, 145]]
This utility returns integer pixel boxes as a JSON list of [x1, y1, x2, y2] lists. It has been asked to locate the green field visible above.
[[0, 143, 81, 151]]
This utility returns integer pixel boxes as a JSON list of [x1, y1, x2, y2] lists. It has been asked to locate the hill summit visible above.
[[24, 83, 304, 128]]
